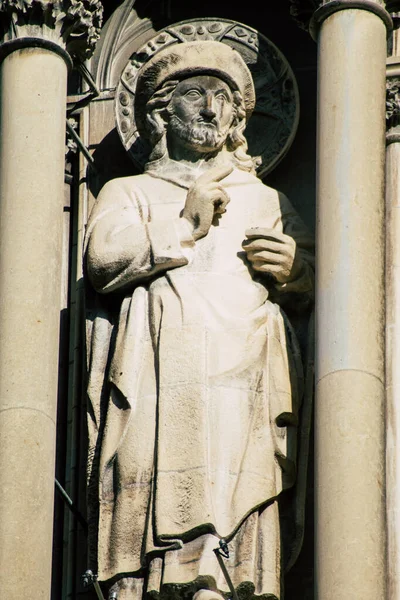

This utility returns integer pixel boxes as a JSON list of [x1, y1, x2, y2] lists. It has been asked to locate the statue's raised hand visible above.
[[182, 165, 233, 241], [243, 227, 303, 284]]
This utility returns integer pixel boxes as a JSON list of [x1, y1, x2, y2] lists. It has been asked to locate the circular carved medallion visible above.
[[116, 18, 299, 178]]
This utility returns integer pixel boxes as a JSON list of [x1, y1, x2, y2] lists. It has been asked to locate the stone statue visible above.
[[84, 38, 314, 600]]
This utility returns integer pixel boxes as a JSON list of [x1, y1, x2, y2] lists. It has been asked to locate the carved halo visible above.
[[115, 18, 300, 179]]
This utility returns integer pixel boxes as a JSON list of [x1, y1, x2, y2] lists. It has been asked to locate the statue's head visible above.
[[134, 41, 256, 171]]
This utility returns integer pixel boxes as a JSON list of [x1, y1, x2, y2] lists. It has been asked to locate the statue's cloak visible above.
[[84, 165, 314, 588]]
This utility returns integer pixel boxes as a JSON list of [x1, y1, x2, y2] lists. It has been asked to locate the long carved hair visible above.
[[145, 79, 257, 173]]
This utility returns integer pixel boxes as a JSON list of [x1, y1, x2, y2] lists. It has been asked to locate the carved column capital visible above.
[[386, 77, 400, 145], [0, 0, 103, 63], [386, 1, 400, 137], [387, 77, 400, 126]]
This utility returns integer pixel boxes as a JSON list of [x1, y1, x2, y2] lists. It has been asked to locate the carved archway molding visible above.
[[92, 0, 158, 91]]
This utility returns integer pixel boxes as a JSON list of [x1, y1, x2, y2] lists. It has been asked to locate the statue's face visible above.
[[167, 75, 235, 153]]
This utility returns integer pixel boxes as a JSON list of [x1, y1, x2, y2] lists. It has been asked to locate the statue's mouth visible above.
[[196, 118, 218, 128]]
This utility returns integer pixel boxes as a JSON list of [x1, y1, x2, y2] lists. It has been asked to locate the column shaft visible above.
[[386, 137, 400, 600], [315, 8, 387, 600], [385, 12, 400, 596], [0, 47, 67, 596]]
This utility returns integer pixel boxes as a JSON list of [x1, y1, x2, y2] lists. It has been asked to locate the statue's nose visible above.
[[201, 108, 216, 120], [200, 95, 217, 120]]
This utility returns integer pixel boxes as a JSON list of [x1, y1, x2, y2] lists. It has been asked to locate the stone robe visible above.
[[85, 162, 314, 597]]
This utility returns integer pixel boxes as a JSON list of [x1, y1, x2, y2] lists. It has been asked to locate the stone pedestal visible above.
[[0, 2, 102, 596], [311, 2, 390, 598]]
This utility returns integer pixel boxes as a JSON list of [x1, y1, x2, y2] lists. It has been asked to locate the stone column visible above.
[[385, 4, 400, 597], [386, 84, 400, 600], [309, 2, 391, 599], [0, 2, 102, 597]]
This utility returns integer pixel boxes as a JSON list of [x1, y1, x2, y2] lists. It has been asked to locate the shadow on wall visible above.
[[89, 128, 139, 198]]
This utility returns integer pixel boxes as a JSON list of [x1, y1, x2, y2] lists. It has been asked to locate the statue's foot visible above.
[[193, 589, 225, 600]]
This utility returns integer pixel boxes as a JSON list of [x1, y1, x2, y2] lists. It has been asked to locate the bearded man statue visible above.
[[84, 40, 314, 600]]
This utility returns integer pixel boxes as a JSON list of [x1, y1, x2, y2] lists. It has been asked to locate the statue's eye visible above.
[[184, 89, 201, 99], [216, 93, 228, 103]]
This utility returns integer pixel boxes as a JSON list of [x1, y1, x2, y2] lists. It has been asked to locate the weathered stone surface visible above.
[[315, 6, 386, 600], [385, 14, 400, 598], [0, 45, 67, 598], [85, 32, 314, 600], [385, 139, 400, 600]]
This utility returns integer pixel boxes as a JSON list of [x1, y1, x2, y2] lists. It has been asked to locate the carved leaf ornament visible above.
[[0, 0, 103, 58], [387, 78, 400, 126]]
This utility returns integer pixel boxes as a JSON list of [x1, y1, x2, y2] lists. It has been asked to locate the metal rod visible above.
[[67, 92, 100, 115], [55, 478, 88, 534], [77, 62, 101, 98], [213, 541, 239, 600], [93, 579, 107, 600], [65, 119, 96, 169], [83, 570, 107, 600]]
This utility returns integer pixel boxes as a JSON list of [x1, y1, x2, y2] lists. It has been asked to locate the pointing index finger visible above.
[[196, 164, 234, 185]]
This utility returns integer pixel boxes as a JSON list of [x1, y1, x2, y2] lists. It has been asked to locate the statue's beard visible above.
[[168, 114, 230, 152]]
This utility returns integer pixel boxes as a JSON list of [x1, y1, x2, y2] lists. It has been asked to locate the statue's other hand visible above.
[[182, 165, 233, 241], [243, 227, 303, 284]]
